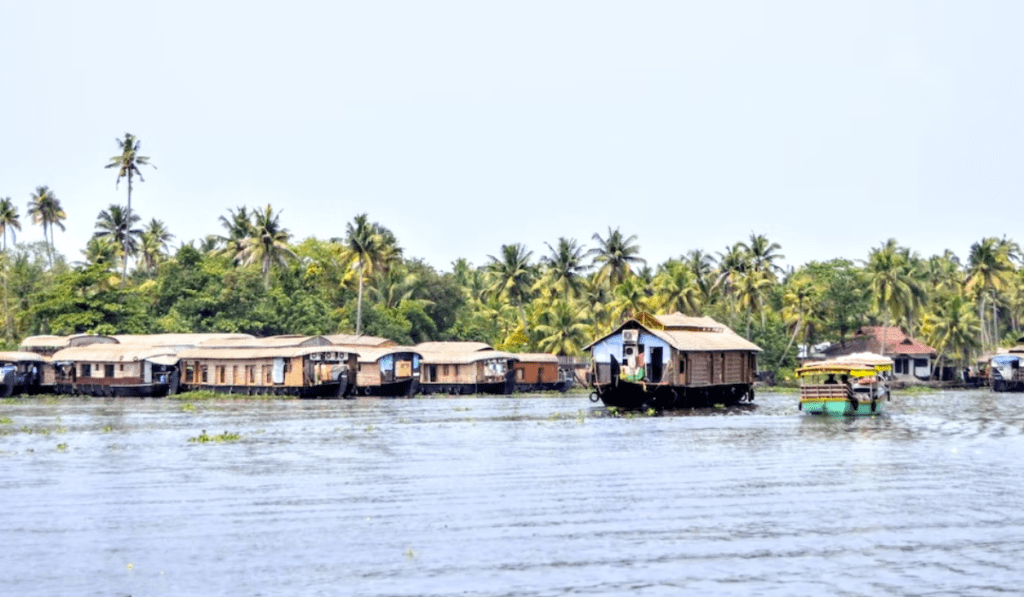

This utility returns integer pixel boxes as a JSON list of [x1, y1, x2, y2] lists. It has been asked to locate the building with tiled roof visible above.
[[823, 326, 937, 380]]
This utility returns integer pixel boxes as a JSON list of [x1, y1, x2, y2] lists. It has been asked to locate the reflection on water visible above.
[[2, 390, 1023, 596]]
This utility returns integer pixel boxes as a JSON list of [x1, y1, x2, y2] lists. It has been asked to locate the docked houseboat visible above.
[[18, 335, 73, 357], [991, 352, 1024, 392], [175, 345, 358, 397], [797, 355, 893, 415], [51, 344, 181, 397], [511, 353, 571, 392], [416, 342, 517, 395], [585, 313, 762, 410], [0, 351, 54, 396], [348, 347, 423, 397]]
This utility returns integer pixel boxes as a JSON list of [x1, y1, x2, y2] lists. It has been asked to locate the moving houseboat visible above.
[[51, 345, 181, 397], [0, 351, 53, 396], [175, 345, 358, 397], [586, 313, 761, 410], [416, 342, 517, 395]]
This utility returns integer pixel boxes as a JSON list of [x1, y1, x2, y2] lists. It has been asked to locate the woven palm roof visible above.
[[324, 334, 397, 348], [51, 345, 179, 362], [0, 351, 51, 363], [196, 335, 332, 349], [415, 341, 493, 353], [418, 349, 518, 365], [584, 314, 762, 352], [176, 345, 358, 361], [512, 353, 559, 364], [19, 335, 72, 350], [354, 346, 423, 363]]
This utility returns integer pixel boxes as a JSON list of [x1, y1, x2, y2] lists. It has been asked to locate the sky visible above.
[[2, 1, 1024, 274]]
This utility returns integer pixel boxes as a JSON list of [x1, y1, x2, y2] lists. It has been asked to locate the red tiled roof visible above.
[[851, 326, 936, 356]]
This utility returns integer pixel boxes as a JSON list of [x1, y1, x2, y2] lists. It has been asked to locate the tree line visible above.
[[2, 134, 1022, 378]]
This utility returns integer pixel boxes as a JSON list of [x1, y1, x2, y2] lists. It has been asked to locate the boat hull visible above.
[[593, 380, 754, 410], [800, 395, 885, 416], [355, 378, 420, 398]]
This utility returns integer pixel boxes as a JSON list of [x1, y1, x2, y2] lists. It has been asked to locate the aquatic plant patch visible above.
[[189, 430, 242, 443]]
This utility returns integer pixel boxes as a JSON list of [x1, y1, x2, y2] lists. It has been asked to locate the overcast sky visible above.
[[2, 1, 1023, 273]]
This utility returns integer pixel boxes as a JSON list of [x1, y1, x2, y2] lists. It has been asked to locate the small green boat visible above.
[[797, 355, 893, 416]]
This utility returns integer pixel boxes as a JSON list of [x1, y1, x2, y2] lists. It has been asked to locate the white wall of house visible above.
[[892, 356, 932, 380]]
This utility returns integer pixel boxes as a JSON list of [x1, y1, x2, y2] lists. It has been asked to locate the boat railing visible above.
[[800, 383, 853, 399]]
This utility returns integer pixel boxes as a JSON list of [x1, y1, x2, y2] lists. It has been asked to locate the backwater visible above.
[[1, 389, 1022, 596]]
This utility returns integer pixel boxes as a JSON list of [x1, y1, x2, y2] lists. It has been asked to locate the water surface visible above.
[[2, 389, 1022, 596]]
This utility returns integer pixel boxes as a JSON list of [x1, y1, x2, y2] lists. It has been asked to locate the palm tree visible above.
[[342, 214, 386, 335], [746, 233, 785, 282], [238, 204, 296, 288], [93, 204, 143, 272], [215, 206, 255, 262], [921, 293, 981, 378], [734, 268, 773, 338], [534, 237, 590, 300], [609, 276, 650, 323], [535, 299, 591, 355], [79, 236, 120, 269], [0, 197, 20, 251], [652, 259, 702, 315], [965, 237, 1016, 349], [864, 239, 914, 330], [105, 133, 156, 287], [0, 197, 20, 339], [484, 243, 535, 308], [588, 227, 646, 287], [27, 185, 66, 267], [777, 273, 821, 369], [139, 219, 175, 272], [684, 249, 717, 305]]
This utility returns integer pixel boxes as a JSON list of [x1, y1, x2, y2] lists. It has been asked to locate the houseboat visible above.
[[585, 313, 762, 410], [349, 347, 423, 397], [175, 345, 358, 397], [797, 355, 893, 416], [991, 350, 1024, 392], [416, 342, 517, 395], [51, 344, 181, 397], [0, 351, 54, 396], [511, 353, 571, 392], [18, 335, 73, 357]]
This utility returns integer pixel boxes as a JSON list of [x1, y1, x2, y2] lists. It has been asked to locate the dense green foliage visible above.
[[5, 139, 1023, 376]]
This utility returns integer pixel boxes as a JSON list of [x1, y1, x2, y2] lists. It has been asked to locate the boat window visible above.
[[185, 364, 195, 383], [679, 359, 685, 373], [201, 366, 208, 383], [105, 364, 115, 378], [82, 364, 92, 377]]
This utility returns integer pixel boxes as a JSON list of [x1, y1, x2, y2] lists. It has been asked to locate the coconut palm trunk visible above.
[[122, 174, 132, 288]]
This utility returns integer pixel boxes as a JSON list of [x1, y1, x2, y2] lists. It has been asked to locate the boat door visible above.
[[649, 347, 663, 382]]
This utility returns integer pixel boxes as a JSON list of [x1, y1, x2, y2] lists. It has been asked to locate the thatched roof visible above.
[[584, 314, 761, 352], [415, 341, 493, 353], [51, 345, 179, 363], [324, 334, 397, 348], [19, 335, 72, 351], [0, 351, 51, 363], [354, 346, 423, 364], [418, 349, 518, 365], [176, 345, 358, 361], [196, 335, 332, 349], [512, 353, 559, 364]]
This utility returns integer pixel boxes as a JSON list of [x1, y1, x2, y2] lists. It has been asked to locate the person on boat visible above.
[[824, 374, 837, 384]]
